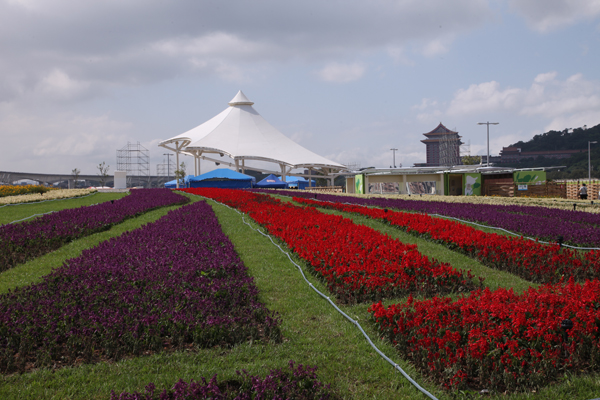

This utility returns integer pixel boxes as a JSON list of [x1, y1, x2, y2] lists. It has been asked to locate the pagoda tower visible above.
[[420, 123, 462, 166]]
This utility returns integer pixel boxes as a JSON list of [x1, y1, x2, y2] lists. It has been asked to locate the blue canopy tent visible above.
[[164, 175, 195, 189], [255, 174, 288, 189], [278, 176, 313, 190], [189, 168, 255, 189]]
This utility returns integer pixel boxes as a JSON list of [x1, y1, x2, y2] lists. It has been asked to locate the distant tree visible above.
[[461, 155, 481, 165], [71, 168, 80, 189], [97, 162, 110, 187], [174, 162, 186, 188]]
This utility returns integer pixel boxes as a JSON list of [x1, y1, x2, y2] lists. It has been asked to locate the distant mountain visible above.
[[503, 123, 600, 180], [510, 124, 600, 152]]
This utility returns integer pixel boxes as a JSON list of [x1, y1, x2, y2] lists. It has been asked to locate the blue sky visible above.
[[1, 0, 599, 175]]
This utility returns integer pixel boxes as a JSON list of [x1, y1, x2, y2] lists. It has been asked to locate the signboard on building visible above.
[[355, 174, 365, 194], [464, 173, 481, 196], [406, 181, 436, 195], [369, 182, 400, 194], [514, 171, 546, 185], [518, 185, 528, 191]]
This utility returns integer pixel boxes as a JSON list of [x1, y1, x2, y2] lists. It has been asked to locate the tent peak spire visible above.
[[228, 90, 254, 106]]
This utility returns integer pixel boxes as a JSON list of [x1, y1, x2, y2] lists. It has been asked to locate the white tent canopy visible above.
[[159, 91, 346, 183]]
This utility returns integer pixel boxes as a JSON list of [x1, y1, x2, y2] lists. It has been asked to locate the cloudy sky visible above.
[[1, 0, 599, 175]]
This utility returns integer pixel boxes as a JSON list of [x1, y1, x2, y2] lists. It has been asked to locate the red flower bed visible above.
[[370, 278, 600, 392], [294, 197, 600, 284], [180, 188, 477, 303]]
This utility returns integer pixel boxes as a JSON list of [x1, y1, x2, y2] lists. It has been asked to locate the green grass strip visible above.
[[0, 192, 127, 225]]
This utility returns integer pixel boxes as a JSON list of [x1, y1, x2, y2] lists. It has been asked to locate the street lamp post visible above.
[[589, 141, 597, 187], [477, 122, 499, 167], [390, 148, 398, 168]]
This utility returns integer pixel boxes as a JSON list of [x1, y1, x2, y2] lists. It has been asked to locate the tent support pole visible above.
[[280, 164, 286, 182], [193, 152, 198, 176], [175, 141, 180, 189]]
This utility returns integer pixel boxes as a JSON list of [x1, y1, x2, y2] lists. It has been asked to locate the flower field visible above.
[[0, 200, 280, 374], [256, 192, 600, 392], [112, 360, 336, 400], [293, 196, 600, 284], [180, 188, 477, 303], [256, 189, 600, 247], [289, 190, 600, 213], [0, 188, 188, 271], [4, 186, 600, 398], [0, 185, 54, 198], [370, 279, 600, 392], [0, 188, 96, 205]]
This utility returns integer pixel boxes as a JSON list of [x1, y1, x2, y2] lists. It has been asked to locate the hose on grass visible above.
[[199, 194, 439, 400]]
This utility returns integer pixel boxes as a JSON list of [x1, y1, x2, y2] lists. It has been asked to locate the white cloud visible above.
[[534, 71, 557, 84], [0, 104, 133, 174], [0, 0, 493, 105], [37, 69, 90, 100], [446, 81, 523, 116], [386, 46, 414, 66], [316, 62, 366, 83], [415, 72, 600, 144], [509, 0, 600, 32], [422, 37, 452, 57]]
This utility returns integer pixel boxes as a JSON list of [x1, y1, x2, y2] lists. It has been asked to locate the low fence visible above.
[[483, 182, 567, 198], [564, 181, 600, 200], [481, 181, 600, 199], [305, 186, 344, 193]]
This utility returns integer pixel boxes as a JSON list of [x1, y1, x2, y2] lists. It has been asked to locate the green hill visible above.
[[502, 123, 600, 180]]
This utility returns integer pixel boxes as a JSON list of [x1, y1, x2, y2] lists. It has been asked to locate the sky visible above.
[[1, 0, 599, 176]]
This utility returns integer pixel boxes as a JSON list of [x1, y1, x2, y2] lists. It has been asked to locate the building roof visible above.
[[159, 91, 345, 172], [189, 168, 255, 182], [423, 122, 458, 137]]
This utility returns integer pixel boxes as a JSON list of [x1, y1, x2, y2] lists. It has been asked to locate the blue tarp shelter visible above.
[[165, 175, 195, 189], [189, 169, 255, 189], [278, 176, 313, 190], [255, 174, 288, 189]]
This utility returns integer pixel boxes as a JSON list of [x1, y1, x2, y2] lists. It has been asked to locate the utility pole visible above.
[[390, 148, 398, 168], [589, 141, 597, 187], [477, 122, 499, 167]]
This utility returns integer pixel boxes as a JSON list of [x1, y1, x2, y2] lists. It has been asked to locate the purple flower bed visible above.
[[0, 189, 188, 271], [111, 360, 337, 400], [254, 189, 600, 247], [0, 200, 280, 373]]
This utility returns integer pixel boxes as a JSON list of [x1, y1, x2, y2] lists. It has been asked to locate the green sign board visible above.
[[513, 171, 546, 185], [464, 173, 481, 196], [355, 174, 365, 194]]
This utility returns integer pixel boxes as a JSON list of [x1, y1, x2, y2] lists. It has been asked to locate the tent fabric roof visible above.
[[160, 91, 345, 170], [278, 176, 310, 182], [189, 168, 255, 182], [165, 175, 194, 185], [256, 174, 287, 188], [165, 175, 195, 188]]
